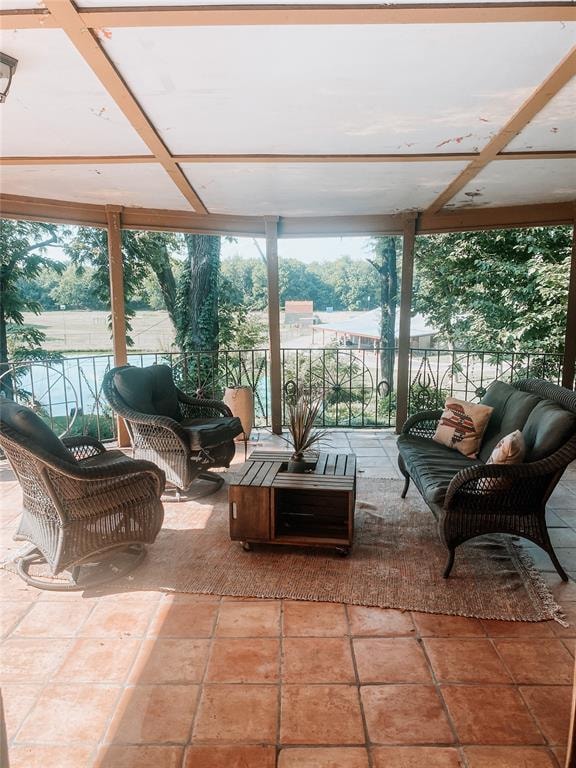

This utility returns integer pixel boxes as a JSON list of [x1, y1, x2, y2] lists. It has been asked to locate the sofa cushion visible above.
[[398, 433, 480, 504], [522, 400, 576, 462], [113, 365, 181, 421], [479, 382, 540, 462], [433, 398, 493, 459], [181, 416, 243, 450], [0, 399, 77, 464]]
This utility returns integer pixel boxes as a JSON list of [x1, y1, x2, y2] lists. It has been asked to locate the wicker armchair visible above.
[[103, 364, 242, 496], [398, 379, 576, 580], [0, 399, 165, 591]]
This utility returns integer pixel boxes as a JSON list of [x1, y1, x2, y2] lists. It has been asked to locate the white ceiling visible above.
[[101, 24, 575, 156], [0, 29, 149, 156], [0, 164, 191, 209], [181, 161, 469, 216], [451, 159, 576, 208], [0, 7, 574, 219]]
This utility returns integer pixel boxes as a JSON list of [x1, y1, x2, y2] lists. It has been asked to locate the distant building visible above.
[[284, 300, 314, 326], [312, 308, 437, 349]]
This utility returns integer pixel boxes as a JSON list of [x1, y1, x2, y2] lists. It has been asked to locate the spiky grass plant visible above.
[[287, 393, 328, 459]]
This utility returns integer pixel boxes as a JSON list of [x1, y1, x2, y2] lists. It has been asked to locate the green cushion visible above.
[[398, 433, 480, 504], [522, 399, 576, 461], [0, 399, 76, 464], [181, 416, 243, 450], [113, 365, 181, 421], [479, 382, 540, 462]]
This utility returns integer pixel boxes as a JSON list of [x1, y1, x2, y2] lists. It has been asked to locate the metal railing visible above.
[[0, 346, 566, 440]]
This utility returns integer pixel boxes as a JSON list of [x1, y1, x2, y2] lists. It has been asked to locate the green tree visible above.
[[414, 227, 572, 352], [0, 220, 63, 395], [317, 256, 379, 311], [175, 234, 220, 354], [49, 264, 107, 310]]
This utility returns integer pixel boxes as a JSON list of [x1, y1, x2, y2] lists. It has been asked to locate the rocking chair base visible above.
[[166, 471, 225, 502], [16, 543, 147, 591]]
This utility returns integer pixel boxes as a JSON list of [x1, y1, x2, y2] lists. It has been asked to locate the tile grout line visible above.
[[94, 590, 166, 760], [183, 594, 222, 763], [345, 604, 375, 768]]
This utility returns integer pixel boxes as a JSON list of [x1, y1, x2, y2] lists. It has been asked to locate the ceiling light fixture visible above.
[[0, 53, 18, 103]]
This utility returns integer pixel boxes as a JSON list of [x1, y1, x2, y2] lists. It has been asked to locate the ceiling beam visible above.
[[426, 44, 576, 214], [1, 150, 575, 167], [2, 193, 574, 236], [419, 201, 575, 233], [0, 10, 56, 28], [3, 3, 575, 30], [41, 0, 208, 215]]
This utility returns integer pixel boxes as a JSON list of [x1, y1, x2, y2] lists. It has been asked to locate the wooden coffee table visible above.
[[228, 450, 357, 555]]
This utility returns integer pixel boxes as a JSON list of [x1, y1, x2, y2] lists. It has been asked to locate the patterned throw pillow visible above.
[[487, 430, 526, 467], [433, 397, 494, 459], [480, 430, 526, 491]]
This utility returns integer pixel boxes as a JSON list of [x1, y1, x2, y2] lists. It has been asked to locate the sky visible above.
[[47, 230, 374, 265], [222, 236, 373, 264]]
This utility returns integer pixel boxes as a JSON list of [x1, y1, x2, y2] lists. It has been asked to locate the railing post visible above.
[[265, 216, 282, 434], [395, 215, 417, 433], [562, 219, 576, 389], [105, 204, 130, 447]]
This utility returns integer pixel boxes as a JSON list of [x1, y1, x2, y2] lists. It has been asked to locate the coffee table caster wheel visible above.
[[336, 547, 350, 557], [242, 542, 252, 552]]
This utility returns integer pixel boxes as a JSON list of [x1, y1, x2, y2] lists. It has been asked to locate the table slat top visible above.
[[233, 451, 356, 490]]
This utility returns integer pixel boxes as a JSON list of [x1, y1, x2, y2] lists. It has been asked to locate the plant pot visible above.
[[223, 386, 254, 442], [287, 454, 307, 474]]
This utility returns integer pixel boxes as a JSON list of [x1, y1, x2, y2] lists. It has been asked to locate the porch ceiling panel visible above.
[[0, 28, 149, 156], [180, 161, 468, 216], [0, 163, 191, 210], [449, 158, 576, 208], [505, 77, 576, 152], [0, 0, 39, 9], [99, 23, 576, 156]]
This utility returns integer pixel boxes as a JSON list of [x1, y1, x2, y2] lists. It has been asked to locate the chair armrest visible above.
[[177, 389, 234, 419], [61, 435, 107, 461], [117, 407, 190, 451], [444, 459, 560, 511], [44, 458, 165, 523], [401, 409, 443, 438]]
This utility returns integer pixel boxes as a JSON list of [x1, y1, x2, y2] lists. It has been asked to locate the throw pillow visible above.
[[487, 429, 526, 466], [480, 429, 526, 491], [433, 397, 494, 459]]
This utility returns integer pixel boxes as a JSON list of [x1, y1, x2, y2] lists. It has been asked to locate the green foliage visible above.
[[49, 264, 107, 310], [414, 227, 572, 352], [0, 220, 63, 324]]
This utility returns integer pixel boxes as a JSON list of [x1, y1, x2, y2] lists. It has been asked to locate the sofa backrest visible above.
[[479, 381, 540, 462], [112, 365, 181, 421], [522, 399, 576, 462], [479, 379, 576, 463]]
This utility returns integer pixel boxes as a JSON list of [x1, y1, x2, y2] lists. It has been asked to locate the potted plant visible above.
[[286, 392, 327, 473]]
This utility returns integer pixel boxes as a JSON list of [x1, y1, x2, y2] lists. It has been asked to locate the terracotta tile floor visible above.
[[1, 430, 575, 767]]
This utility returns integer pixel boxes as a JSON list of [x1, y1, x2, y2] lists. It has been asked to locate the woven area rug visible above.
[[98, 476, 563, 623]]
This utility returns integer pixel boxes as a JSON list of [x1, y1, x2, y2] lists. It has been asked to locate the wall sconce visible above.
[[0, 53, 18, 103]]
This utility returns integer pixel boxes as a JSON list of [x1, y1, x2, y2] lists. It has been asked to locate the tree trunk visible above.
[[0, 305, 12, 398], [369, 237, 398, 392], [155, 242, 178, 329], [176, 234, 221, 393]]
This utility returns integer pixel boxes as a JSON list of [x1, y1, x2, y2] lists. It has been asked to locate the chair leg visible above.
[[443, 547, 456, 579], [545, 544, 569, 582], [401, 474, 410, 499]]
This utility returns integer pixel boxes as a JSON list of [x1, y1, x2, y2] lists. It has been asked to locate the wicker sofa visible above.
[[397, 379, 576, 580]]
